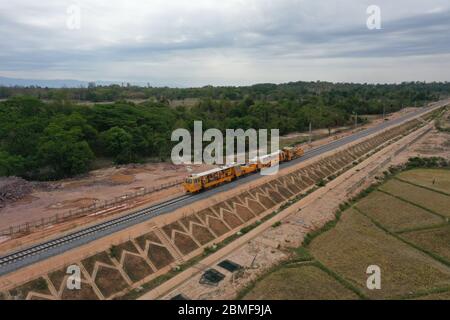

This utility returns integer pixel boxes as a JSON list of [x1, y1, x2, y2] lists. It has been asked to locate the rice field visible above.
[[379, 179, 450, 217], [402, 226, 450, 263], [355, 191, 444, 232], [240, 168, 450, 300], [310, 209, 450, 299], [396, 169, 450, 195], [242, 264, 359, 300]]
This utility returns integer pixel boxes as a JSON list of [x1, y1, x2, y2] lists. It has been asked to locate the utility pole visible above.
[[382, 105, 386, 120], [354, 112, 358, 129], [309, 122, 312, 145]]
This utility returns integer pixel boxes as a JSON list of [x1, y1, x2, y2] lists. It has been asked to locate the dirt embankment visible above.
[[0, 163, 213, 232]]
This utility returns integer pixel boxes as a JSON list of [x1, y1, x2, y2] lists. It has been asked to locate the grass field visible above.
[[240, 168, 450, 300], [402, 226, 450, 263], [396, 169, 450, 195], [355, 191, 444, 232], [242, 264, 359, 300], [310, 209, 450, 299], [413, 290, 450, 300], [379, 179, 450, 217]]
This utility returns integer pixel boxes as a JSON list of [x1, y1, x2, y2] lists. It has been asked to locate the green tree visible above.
[[37, 124, 94, 178], [0, 151, 26, 176], [100, 127, 134, 164]]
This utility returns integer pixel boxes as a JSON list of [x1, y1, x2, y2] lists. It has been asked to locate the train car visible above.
[[256, 151, 282, 170], [240, 161, 258, 175], [281, 146, 304, 161], [183, 163, 242, 193], [183, 146, 305, 193]]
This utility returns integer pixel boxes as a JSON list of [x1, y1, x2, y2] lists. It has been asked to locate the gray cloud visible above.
[[0, 0, 449, 85]]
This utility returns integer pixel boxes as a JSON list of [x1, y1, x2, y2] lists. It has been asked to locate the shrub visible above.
[[272, 221, 282, 228], [35, 278, 48, 292], [406, 157, 449, 169], [316, 179, 326, 187], [109, 245, 120, 259]]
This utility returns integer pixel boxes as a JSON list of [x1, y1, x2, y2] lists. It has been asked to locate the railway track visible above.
[[0, 102, 446, 275], [0, 194, 193, 267]]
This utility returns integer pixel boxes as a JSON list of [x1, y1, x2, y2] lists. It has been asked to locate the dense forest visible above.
[[1, 81, 449, 180]]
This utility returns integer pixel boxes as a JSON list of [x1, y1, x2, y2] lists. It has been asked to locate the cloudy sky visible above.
[[1, 0, 449, 86]]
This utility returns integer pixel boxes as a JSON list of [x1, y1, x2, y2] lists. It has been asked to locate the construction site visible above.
[[0, 100, 449, 300]]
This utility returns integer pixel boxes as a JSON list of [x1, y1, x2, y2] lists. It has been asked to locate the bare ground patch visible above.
[[10, 277, 51, 299], [61, 283, 99, 300], [47, 198, 98, 210], [122, 253, 154, 282], [147, 243, 175, 269], [94, 266, 128, 298]]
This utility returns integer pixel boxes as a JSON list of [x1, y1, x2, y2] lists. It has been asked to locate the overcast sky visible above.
[[1, 0, 449, 86]]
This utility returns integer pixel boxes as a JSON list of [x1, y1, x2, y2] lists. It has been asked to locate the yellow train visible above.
[[183, 146, 304, 193]]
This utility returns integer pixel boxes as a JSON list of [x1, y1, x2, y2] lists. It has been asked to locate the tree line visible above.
[[0, 81, 449, 180]]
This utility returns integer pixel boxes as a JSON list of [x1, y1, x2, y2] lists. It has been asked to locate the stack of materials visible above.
[[0, 177, 32, 209]]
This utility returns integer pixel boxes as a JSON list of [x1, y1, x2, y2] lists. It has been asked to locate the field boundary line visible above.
[[395, 223, 449, 235], [353, 206, 450, 270], [377, 189, 448, 220], [394, 177, 450, 197], [236, 258, 367, 300], [394, 285, 450, 300], [312, 259, 368, 300]]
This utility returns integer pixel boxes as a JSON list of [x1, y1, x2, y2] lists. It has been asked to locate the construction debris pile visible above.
[[0, 177, 33, 209]]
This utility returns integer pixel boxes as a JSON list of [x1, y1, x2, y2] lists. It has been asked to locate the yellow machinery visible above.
[[183, 164, 242, 193], [240, 162, 258, 175], [281, 146, 304, 161], [256, 151, 281, 170], [182, 146, 305, 193]]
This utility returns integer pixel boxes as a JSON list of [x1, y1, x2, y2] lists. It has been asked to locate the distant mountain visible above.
[[0, 76, 124, 88]]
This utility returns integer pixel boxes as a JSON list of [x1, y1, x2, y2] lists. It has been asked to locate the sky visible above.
[[0, 0, 449, 86]]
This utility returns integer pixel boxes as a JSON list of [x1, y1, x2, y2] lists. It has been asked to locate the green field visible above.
[[240, 168, 450, 300]]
